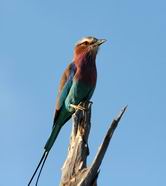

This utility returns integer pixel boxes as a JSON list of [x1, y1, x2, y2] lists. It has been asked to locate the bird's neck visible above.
[[74, 52, 97, 85], [74, 51, 96, 67]]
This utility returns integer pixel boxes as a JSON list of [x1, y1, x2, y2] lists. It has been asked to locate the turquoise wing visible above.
[[53, 63, 76, 124]]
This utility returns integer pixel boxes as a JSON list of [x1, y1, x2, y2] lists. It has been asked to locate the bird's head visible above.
[[73, 36, 106, 61]]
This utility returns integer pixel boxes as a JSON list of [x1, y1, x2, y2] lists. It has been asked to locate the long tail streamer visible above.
[[28, 150, 49, 186], [35, 151, 49, 186]]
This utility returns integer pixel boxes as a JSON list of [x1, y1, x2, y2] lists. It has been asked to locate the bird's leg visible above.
[[70, 101, 93, 111], [70, 104, 86, 111]]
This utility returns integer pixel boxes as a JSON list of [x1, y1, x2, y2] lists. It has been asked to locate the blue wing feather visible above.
[[56, 63, 76, 110], [53, 63, 76, 125]]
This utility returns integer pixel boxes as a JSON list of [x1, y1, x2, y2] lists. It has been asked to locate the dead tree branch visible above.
[[60, 103, 127, 186]]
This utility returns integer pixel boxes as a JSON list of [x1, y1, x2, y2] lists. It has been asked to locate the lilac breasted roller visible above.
[[28, 36, 106, 185]]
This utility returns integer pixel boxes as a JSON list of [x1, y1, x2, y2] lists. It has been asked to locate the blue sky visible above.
[[1, 0, 166, 185]]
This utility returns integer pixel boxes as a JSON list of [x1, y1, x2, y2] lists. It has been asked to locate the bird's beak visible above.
[[96, 39, 107, 46]]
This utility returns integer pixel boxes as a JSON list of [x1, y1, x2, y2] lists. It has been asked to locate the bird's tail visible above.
[[44, 124, 62, 152], [28, 150, 48, 186], [28, 124, 62, 186]]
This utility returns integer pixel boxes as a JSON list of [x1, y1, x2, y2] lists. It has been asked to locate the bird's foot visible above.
[[70, 104, 86, 111]]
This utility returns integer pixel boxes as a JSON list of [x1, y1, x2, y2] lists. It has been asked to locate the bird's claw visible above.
[[70, 104, 86, 111]]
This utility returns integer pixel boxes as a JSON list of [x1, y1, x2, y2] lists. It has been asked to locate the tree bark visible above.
[[60, 102, 127, 186]]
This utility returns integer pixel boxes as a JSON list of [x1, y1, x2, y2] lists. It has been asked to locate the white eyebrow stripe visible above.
[[76, 37, 95, 45]]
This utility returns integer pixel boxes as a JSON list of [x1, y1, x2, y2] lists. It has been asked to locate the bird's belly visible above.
[[65, 81, 94, 112]]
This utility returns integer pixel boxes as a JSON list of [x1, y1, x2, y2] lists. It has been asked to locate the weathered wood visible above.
[[60, 103, 127, 186]]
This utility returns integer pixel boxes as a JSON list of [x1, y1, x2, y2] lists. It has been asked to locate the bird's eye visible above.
[[83, 41, 89, 45]]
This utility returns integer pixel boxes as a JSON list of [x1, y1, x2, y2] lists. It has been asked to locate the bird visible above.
[[28, 36, 106, 186]]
